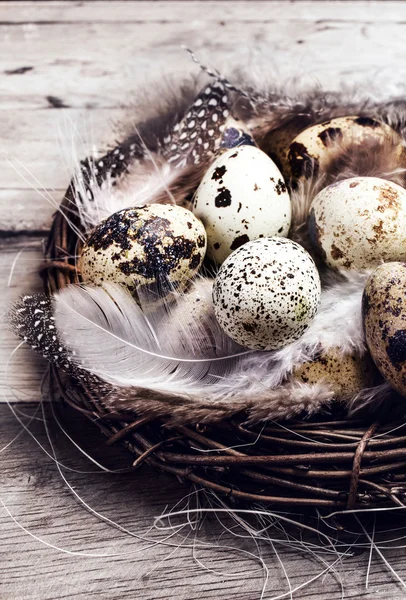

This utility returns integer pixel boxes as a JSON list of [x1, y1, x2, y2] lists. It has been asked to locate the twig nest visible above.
[[363, 262, 406, 395], [78, 204, 207, 295], [193, 146, 291, 264], [286, 116, 404, 184], [213, 237, 321, 350], [291, 348, 379, 401], [309, 177, 406, 270]]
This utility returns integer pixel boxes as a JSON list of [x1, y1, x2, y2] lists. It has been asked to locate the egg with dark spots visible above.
[[79, 204, 207, 296], [291, 348, 379, 401], [309, 177, 406, 270], [286, 116, 403, 184], [193, 145, 291, 264], [363, 262, 406, 395], [212, 237, 321, 350]]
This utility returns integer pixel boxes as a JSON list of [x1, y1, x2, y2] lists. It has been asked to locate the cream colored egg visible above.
[[79, 204, 207, 295], [286, 116, 403, 183], [292, 348, 378, 401], [213, 237, 321, 350], [309, 177, 406, 269], [363, 262, 406, 396], [193, 145, 291, 264]]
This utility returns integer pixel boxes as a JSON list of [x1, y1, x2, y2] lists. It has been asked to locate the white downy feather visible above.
[[72, 156, 185, 233], [54, 282, 249, 398]]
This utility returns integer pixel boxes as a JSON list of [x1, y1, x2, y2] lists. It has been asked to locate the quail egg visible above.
[[212, 237, 321, 350], [193, 145, 291, 264], [287, 115, 403, 184], [363, 262, 406, 395], [292, 348, 378, 401], [309, 176, 406, 270], [79, 204, 207, 296]]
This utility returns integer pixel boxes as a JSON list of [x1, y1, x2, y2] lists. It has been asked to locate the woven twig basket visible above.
[[41, 140, 406, 513]]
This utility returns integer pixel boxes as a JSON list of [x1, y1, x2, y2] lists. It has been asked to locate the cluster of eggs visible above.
[[78, 111, 406, 401], [79, 142, 321, 354]]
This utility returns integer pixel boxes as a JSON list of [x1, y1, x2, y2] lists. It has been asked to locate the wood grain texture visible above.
[[2, 1, 406, 233], [2, 403, 406, 600], [0, 238, 48, 403], [3, 2, 406, 598]]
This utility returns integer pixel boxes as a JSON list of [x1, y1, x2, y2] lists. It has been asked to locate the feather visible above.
[[54, 282, 248, 397], [69, 81, 254, 233], [8, 294, 73, 373], [8, 293, 100, 386], [8, 278, 352, 423], [52, 279, 354, 422], [161, 81, 231, 168]]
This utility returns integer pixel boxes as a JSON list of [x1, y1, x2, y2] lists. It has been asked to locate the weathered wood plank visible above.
[[0, 108, 127, 201], [0, 189, 61, 233], [2, 18, 406, 112], [4, 3, 406, 598], [3, 1, 406, 23], [2, 402, 406, 600], [2, 13, 406, 233], [0, 237, 48, 403]]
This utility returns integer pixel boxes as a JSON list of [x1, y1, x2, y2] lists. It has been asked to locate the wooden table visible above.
[[3, 2, 406, 598]]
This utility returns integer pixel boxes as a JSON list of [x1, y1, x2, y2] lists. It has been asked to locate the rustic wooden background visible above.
[[3, 2, 406, 598]]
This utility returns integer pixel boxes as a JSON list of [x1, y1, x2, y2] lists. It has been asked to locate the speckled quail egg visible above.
[[79, 204, 207, 295], [193, 145, 291, 264], [262, 116, 311, 178], [287, 116, 403, 184], [309, 176, 406, 270], [363, 262, 406, 395], [291, 348, 379, 401], [212, 237, 321, 350]]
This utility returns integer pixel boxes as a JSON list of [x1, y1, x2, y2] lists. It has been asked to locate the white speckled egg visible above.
[[309, 177, 406, 270], [79, 204, 207, 295], [287, 116, 403, 183], [193, 145, 291, 264], [213, 237, 321, 350]]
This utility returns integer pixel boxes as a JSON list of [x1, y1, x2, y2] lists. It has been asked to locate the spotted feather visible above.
[[162, 81, 232, 168], [8, 293, 97, 385], [72, 136, 145, 207]]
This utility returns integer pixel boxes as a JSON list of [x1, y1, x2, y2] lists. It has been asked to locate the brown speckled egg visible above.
[[309, 177, 406, 270], [193, 145, 291, 264], [262, 116, 311, 177], [286, 116, 403, 183], [213, 237, 321, 350], [79, 204, 207, 295], [363, 262, 406, 395], [292, 348, 378, 401]]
